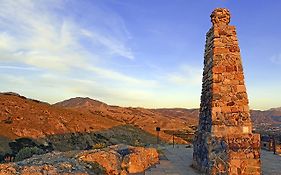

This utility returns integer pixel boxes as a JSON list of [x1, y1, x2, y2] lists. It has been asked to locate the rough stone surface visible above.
[[78, 149, 122, 175], [193, 8, 261, 175], [0, 144, 159, 175], [122, 146, 159, 173]]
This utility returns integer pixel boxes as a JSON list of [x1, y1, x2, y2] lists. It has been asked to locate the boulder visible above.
[[0, 164, 16, 175], [121, 146, 159, 174], [0, 145, 159, 175], [78, 150, 122, 175]]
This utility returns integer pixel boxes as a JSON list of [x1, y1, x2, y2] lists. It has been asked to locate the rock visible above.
[[120, 170, 128, 175], [78, 149, 122, 175], [122, 146, 159, 174], [0, 145, 158, 175], [0, 164, 17, 175]]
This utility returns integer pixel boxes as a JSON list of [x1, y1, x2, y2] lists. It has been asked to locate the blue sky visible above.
[[0, 0, 280, 110]]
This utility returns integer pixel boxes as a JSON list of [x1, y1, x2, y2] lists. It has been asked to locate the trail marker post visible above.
[[156, 127, 160, 145]]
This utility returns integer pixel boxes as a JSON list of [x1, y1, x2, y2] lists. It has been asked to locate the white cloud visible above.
[[0, 65, 38, 71], [3, 72, 156, 106], [0, 1, 202, 108], [0, 0, 165, 107], [0, 1, 85, 70], [81, 29, 134, 60], [166, 65, 202, 86], [84, 65, 158, 87], [0, 32, 14, 50], [0, 1, 149, 84]]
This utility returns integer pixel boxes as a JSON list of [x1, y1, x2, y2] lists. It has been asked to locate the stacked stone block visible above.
[[193, 8, 261, 175]]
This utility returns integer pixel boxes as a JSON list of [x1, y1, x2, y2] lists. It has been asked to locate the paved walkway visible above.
[[144, 145, 281, 175], [145, 145, 200, 175], [261, 150, 281, 175]]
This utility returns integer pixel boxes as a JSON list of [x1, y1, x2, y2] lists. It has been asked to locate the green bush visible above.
[[88, 162, 106, 174], [80, 161, 106, 174], [133, 139, 142, 146], [15, 147, 44, 161]]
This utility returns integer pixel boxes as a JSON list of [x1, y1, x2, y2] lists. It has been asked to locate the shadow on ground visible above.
[[0, 124, 164, 162]]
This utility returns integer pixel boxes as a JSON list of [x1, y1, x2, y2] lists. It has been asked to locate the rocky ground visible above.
[[1, 144, 280, 175], [0, 144, 159, 175], [0, 92, 193, 157]]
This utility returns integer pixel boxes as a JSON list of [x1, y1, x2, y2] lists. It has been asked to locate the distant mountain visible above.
[[54, 97, 194, 143], [54, 97, 106, 108], [55, 96, 281, 135], [151, 108, 198, 125], [268, 107, 281, 112], [251, 108, 281, 127]]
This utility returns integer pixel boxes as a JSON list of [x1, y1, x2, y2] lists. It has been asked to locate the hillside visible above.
[[0, 93, 194, 157], [54, 97, 107, 108], [54, 97, 281, 138], [251, 109, 281, 124], [268, 107, 281, 112], [1, 92, 280, 157], [54, 97, 194, 142], [151, 108, 198, 126], [250, 109, 281, 135], [0, 93, 122, 139], [0, 92, 128, 154]]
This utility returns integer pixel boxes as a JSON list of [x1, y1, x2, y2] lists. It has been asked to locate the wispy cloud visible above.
[[270, 53, 281, 64], [0, 1, 150, 83], [0, 0, 161, 105], [81, 29, 134, 60], [166, 65, 202, 86], [85, 65, 158, 87], [0, 65, 38, 71], [0, 1, 135, 66], [0, 1, 86, 71]]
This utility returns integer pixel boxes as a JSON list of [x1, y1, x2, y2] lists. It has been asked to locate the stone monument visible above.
[[192, 8, 261, 175]]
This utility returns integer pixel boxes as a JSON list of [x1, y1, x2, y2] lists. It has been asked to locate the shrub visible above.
[[89, 162, 106, 174], [15, 147, 44, 161], [0, 154, 4, 163], [3, 117, 12, 124], [156, 148, 164, 155], [92, 143, 106, 150], [133, 139, 142, 146], [9, 138, 37, 155], [80, 161, 106, 174]]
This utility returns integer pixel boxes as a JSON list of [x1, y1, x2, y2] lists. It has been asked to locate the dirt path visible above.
[[145, 145, 281, 175]]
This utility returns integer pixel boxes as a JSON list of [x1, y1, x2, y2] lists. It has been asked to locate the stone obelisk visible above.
[[193, 8, 261, 175]]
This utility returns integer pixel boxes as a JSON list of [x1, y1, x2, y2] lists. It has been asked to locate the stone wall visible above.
[[193, 8, 261, 175]]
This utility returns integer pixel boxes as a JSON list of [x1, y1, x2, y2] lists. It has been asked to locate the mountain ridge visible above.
[[0, 92, 193, 156], [1, 92, 280, 155]]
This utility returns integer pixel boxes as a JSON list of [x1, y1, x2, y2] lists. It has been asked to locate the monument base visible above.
[[193, 132, 261, 175]]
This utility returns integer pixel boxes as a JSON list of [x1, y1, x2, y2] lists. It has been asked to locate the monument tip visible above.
[[211, 8, 231, 26]]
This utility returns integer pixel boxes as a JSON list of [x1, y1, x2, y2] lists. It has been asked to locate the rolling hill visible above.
[[1, 92, 280, 157], [0, 92, 194, 156]]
